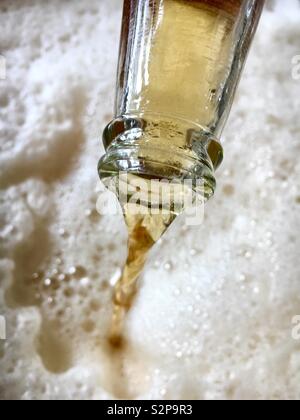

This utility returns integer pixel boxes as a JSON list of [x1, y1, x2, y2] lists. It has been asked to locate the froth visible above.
[[0, 0, 300, 400]]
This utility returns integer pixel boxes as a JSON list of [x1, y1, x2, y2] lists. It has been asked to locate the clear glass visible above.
[[99, 0, 265, 200]]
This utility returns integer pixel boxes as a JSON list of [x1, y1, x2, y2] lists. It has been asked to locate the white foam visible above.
[[0, 0, 299, 400]]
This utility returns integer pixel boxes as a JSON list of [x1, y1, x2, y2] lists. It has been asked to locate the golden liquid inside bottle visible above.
[[118, 0, 243, 134]]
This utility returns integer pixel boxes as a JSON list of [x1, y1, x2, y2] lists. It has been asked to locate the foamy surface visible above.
[[0, 0, 300, 400]]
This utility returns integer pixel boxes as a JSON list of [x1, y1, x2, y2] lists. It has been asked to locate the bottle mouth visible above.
[[99, 115, 222, 202], [98, 143, 216, 201]]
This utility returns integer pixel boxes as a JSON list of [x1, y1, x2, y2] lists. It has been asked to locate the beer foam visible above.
[[0, 0, 299, 400]]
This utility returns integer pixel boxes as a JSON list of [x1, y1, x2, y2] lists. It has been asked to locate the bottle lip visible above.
[[99, 114, 221, 201], [98, 142, 216, 201], [103, 114, 223, 168]]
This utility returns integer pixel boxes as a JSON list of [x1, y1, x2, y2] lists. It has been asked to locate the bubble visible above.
[[44, 278, 52, 287], [110, 268, 121, 286], [156, 238, 163, 246], [244, 251, 252, 259], [203, 323, 209, 331], [6, 366, 15, 375], [153, 260, 160, 268], [186, 349, 192, 357], [68, 266, 77, 275], [92, 254, 101, 263], [68, 266, 87, 279], [269, 271, 275, 279], [238, 273, 246, 282], [164, 262, 172, 271], [47, 297, 54, 305], [192, 323, 199, 332], [64, 288, 74, 298], [89, 299, 101, 312], [223, 184, 235, 196], [81, 320, 95, 333], [176, 351, 183, 359], [59, 228, 67, 237], [181, 224, 189, 233], [0, 224, 15, 237], [100, 280, 109, 291], [51, 269, 59, 277], [79, 277, 90, 287], [260, 191, 267, 199], [56, 309, 65, 319], [160, 388, 167, 397], [86, 208, 100, 223]]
